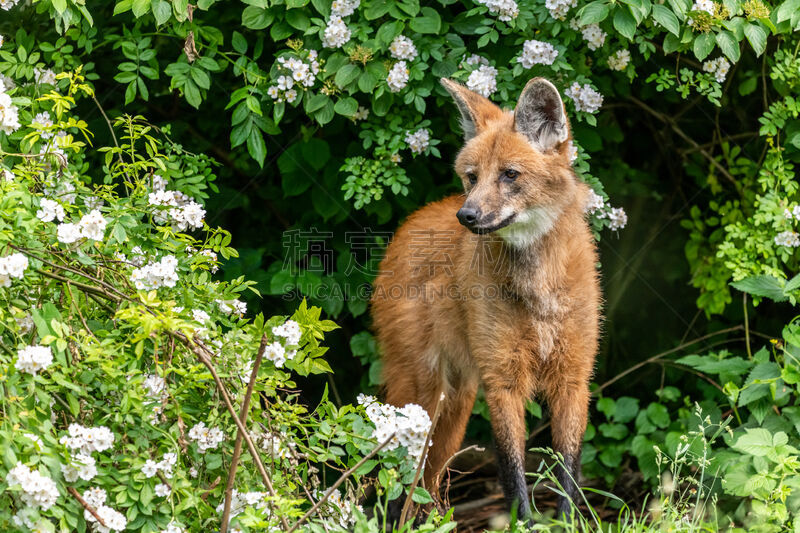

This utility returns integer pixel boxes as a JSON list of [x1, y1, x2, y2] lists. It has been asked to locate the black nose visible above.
[[457, 207, 479, 227]]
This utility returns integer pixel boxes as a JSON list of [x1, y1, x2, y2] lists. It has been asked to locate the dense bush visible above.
[[1, 0, 800, 531]]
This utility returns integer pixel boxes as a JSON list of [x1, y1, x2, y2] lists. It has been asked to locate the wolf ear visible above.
[[440, 78, 503, 141], [514, 78, 569, 152]]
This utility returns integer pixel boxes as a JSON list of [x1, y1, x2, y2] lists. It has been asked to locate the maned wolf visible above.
[[371, 77, 601, 520]]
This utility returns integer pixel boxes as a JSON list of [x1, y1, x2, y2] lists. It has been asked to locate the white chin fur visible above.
[[496, 206, 560, 248]]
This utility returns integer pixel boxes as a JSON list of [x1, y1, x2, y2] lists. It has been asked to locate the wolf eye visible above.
[[502, 169, 520, 182], [467, 173, 478, 185]]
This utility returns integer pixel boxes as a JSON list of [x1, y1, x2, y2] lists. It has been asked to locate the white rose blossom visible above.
[[607, 49, 631, 71], [188, 421, 224, 452], [545, 0, 577, 19], [15, 345, 54, 375], [0, 252, 29, 287], [389, 35, 418, 61], [518, 40, 559, 68], [36, 197, 65, 222], [475, 0, 519, 21], [322, 16, 351, 48], [466, 64, 498, 97], [404, 129, 431, 155], [386, 61, 410, 92], [702, 57, 730, 83], [6, 462, 60, 510], [565, 82, 604, 113]]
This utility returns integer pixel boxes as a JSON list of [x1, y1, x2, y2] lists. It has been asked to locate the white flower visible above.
[[0, 91, 21, 134], [565, 82, 604, 113], [32, 111, 54, 138], [87, 505, 127, 532], [161, 522, 185, 533], [331, 0, 359, 17], [466, 64, 498, 97], [217, 299, 247, 316], [142, 459, 159, 478], [353, 106, 369, 121], [545, 0, 577, 19], [567, 140, 579, 163], [189, 466, 198, 478], [62, 453, 97, 482], [188, 422, 224, 452], [2, 167, 13, 181], [23, 433, 44, 450], [192, 309, 211, 323], [215, 489, 268, 519], [365, 401, 432, 461], [585, 191, 605, 214], [36, 197, 65, 222], [59, 424, 115, 454], [322, 16, 351, 48], [34, 67, 57, 86], [0, 252, 29, 287], [692, 0, 714, 13], [775, 230, 800, 247], [702, 57, 730, 83], [1, 0, 21, 10], [15, 345, 53, 375], [78, 209, 108, 241], [82, 487, 107, 509], [475, 0, 519, 21], [463, 54, 489, 67], [130, 255, 179, 290], [608, 49, 631, 71], [357, 393, 376, 405], [158, 452, 178, 478], [391, 153, 403, 164], [389, 35, 418, 61], [386, 61, 409, 92], [518, 40, 559, 68], [155, 483, 171, 497], [404, 129, 431, 155], [604, 207, 628, 230], [581, 23, 607, 50], [57, 222, 82, 244], [6, 462, 60, 510], [264, 341, 287, 368]]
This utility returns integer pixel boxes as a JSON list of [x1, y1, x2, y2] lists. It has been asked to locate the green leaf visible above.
[[693, 32, 716, 60], [247, 130, 267, 167], [305, 93, 329, 113], [411, 487, 434, 504], [334, 64, 360, 88], [652, 4, 680, 36], [579, 1, 610, 25], [730, 275, 787, 301], [334, 97, 359, 116], [242, 6, 273, 29], [613, 7, 637, 40], [743, 23, 766, 56], [715, 30, 741, 62], [732, 428, 774, 456], [52, 0, 68, 14], [285, 9, 310, 31], [231, 31, 248, 54], [132, 0, 151, 17], [646, 403, 670, 428], [152, 0, 172, 25], [409, 7, 442, 34]]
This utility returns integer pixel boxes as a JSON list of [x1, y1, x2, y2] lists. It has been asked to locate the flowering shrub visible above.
[[0, 69, 450, 532]]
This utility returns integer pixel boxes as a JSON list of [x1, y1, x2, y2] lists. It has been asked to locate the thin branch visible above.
[[399, 390, 445, 526], [175, 334, 290, 531], [35, 268, 120, 302], [433, 444, 485, 494], [67, 486, 107, 527], [220, 335, 269, 533], [286, 434, 397, 533], [627, 97, 739, 190]]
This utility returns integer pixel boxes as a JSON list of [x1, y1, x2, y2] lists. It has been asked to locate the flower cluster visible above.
[[36, 197, 66, 222], [775, 230, 800, 247], [57, 209, 108, 244], [601, 206, 628, 230], [466, 64, 498, 97], [389, 35, 418, 61], [0, 251, 28, 287], [15, 345, 53, 375], [148, 187, 206, 232], [188, 422, 224, 452], [34, 67, 57, 86], [83, 487, 128, 532], [475, 0, 519, 21], [268, 51, 321, 103], [6, 462, 59, 510], [1, 0, 23, 11], [517, 39, 559, 68], [702, 57, 731, 83], [322, 16, 351, 48], [0, 77, 20, 134], [386, 61, 409, 92], [545, 0, 577, 19], [215, 489, 268, 521], [142, 452, 178, 479], [217, 298, 247, 315], [130, 255, 180, 290], [60, 423, 116, 454], [404, 129, 431, 155], [331, 0, 359, 16], [360, 395, 432, 461], [784, 205, 800, 220], [581, 23, 607, 50], [607, 49, 631, 71], [314, 488, 361, 529], [62, 453, 98, 482], [565, 82, 604, 113], [585, 190, 606, 214], [32, 111, 54, 138]]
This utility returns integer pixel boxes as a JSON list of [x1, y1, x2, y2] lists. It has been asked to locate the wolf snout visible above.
[[456, 206, 480, 227]]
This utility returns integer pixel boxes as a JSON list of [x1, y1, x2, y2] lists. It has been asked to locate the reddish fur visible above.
[[371, 78, 601, 516]]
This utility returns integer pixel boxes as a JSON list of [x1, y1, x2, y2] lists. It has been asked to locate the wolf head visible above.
[[441, 77, 580, 247]]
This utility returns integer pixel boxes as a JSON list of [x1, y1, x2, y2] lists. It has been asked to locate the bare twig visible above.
[[201, 476, 222, 502], [399, 390, 446, 526], [68, 486, 107, 527], [433, 444, 486, 492], [220, 335, 269, 533], [287, 434, 397, 533], [176, 335, 290, 531]]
